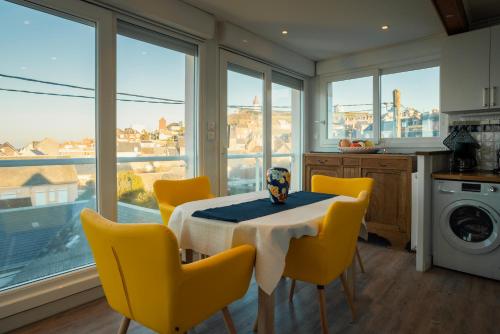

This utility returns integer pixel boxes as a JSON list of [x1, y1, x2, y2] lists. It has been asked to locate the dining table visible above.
[[168, 190, 358, 334]]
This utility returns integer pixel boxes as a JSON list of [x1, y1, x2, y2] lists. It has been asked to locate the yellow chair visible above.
[[283, 192, 370, 334], [311, 175, 374, 274], [153, 176, 215, 226], [81, 209, 255, 334]]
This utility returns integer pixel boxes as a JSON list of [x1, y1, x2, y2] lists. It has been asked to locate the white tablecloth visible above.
[[169, 191, 356, 295]]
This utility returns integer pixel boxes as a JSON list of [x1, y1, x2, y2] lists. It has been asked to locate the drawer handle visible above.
[[379, 163, 388, 167]]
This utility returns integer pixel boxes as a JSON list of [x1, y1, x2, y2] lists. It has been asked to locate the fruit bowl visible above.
[[338, 146, 382, 154]]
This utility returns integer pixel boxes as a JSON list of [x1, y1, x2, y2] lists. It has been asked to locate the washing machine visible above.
[[433, 179, 500, 280]]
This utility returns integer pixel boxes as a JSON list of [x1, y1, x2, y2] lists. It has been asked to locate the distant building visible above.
[[0, 142, 18, 156], [19, 138, 59, 156], [159, 117, 167, 131], [0, 165, 79, 208]]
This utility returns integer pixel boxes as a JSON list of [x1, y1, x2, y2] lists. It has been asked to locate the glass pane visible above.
[[381, 67, 440, 138], [449, 206, 493, 243], [272, 80, 301, 190], [327, 76, 373, 139], [227, 66, 264, 195], [0, 1, 96, 290], [116, 25, 195, 224]]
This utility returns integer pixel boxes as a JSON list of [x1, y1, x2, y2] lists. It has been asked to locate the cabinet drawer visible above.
[[305, 156, 341, 166], [361, 158, 408, 170], [342, 157, 360, 166]]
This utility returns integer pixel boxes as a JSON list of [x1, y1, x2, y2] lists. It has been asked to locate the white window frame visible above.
[[219, 50, 305, 195], [0, 0, 205, 325], [319, 59, 446, 149]]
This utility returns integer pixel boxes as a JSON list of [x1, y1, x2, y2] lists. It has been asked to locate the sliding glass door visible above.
[[220, 50, 303, 195], [224, 62, 266, 195], [116, 22, 197, 223]]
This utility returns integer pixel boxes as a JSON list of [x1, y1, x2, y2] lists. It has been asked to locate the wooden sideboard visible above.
[[303, 152, 417, 249]]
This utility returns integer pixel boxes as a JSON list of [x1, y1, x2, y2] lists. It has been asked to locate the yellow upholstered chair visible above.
[[153, 176, 215, 226], [311, 175, 374, 273], [81, 209, 255, 334], [283, 192, 370, 334]]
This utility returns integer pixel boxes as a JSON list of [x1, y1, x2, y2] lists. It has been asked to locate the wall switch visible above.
[[207, 131, 216, 140], [207, 121, 216, 131]]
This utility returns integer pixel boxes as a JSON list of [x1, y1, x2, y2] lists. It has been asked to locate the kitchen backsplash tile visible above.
[[449, 113, 500, 170]]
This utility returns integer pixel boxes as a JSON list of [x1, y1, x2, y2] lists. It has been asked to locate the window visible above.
[[220, 51, 304, 196], [322, 65, 441, 146], [327, 76, 373, 140], [0, 1, 96, 290], [381, 66, 440, 138], [116, 22, 197, 223], [48, 191, 56, 202], [226, 64, 264, 195], [57, 189, 68, 203], [271, 71, 303, 190]]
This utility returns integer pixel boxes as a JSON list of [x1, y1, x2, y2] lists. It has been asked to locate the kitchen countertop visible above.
[[432, 170, 500, 183], [415, 150, 451, 156]]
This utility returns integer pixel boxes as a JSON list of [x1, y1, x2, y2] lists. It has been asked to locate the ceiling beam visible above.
[[432, 0, 469, 35]]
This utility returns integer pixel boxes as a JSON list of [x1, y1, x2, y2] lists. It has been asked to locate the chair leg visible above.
[[117, 316, 130, 334], [222, 307, 237, 334], [317, 285, 328, 334], [289, 279, 296, 303], [340, 275, 356, 322], [356, 246, 365, 273]]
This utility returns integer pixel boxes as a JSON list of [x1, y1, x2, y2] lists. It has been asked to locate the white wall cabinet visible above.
[[441, 27, 492, 113], [491, 25, 500, 108]]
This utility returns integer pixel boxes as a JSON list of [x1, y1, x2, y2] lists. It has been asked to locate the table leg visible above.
[[257, 287, 275, 334], [185, 249, 193, 263]]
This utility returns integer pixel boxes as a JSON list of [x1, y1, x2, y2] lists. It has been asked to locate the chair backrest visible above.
[[81, 209, 182, 333], [311, 175, 374, 198], [320, 191, 370, 279], [153, 176, 214, 207]]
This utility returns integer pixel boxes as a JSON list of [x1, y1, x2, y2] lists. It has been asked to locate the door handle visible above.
[[439, 188, 455, 194], [226, 124, 231, 148], [483, 87, 489, 107], [491, 86, 497, 107]]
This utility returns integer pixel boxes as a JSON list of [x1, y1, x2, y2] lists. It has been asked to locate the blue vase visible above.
[[266, 167, 291, 204]]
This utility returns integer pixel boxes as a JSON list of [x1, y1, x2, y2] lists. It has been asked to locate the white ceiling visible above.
[[183, 0, 445, 61]]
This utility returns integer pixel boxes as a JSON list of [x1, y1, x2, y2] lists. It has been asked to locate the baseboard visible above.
[[0, 286, 103, 333]]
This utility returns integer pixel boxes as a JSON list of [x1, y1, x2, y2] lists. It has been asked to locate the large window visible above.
[[220, 51, 304, 196], [116, 22, 197, 223], [226, 64, 264, 195], [323, 65, 441, 145], [381, 66, 440, 138], [0, 1, 96, 290], [271, 71, 302, 190], [327, 76, 373, 139]]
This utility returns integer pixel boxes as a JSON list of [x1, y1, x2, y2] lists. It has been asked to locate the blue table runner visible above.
[[191, 191, 336, 223]]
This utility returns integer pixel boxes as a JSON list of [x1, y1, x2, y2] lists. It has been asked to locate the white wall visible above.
[[217, 22, 315, 77], [90, 0, 216, 39]]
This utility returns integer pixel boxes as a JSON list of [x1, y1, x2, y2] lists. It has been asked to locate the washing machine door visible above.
[[440, 200, 500, 254]]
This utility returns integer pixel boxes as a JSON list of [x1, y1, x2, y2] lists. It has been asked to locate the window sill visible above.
[[0, 265, 100, 319]]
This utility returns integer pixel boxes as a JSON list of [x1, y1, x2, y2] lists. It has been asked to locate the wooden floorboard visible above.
[[11, 242, 500, 334]]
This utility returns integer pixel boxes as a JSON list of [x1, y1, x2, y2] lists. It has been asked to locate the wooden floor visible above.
[[12, 242, 500, 334]]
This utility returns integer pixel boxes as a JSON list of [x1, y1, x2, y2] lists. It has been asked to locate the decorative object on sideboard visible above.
[[338, 138, 381, 154], [443, 126, 480, 172], [266, 167, 290, 204]]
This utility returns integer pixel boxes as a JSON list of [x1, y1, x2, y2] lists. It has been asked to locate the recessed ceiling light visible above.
[[23, 20, 30, 25], [242, 39, 248, 43], [281, 30, 288, 35], [381, 25, 389, 30]]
